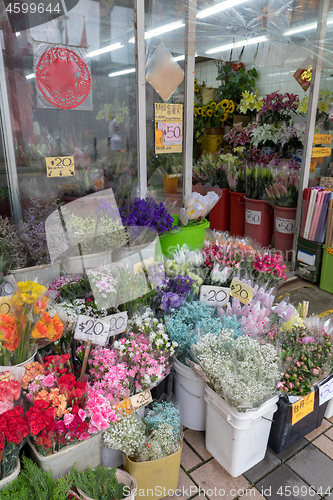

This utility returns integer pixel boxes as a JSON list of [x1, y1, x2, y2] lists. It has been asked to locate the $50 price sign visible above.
[[74, 312, 128, 346], [200, 285, 230, 307], [230, 278, 253, 305]]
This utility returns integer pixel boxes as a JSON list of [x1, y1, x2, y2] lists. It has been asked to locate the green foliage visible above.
[[216, 63, 257, 103], [70, 465, 125, 500], [0, 456, 72, 500]]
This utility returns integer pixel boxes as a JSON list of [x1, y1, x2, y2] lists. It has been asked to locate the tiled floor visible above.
[[166, 280, 333, 500]]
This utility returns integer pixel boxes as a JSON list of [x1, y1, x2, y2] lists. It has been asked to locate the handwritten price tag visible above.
[[106, 311, 128, 337], [319, 376, 333, 406], [230, 278, 253, 305], [130, 390, 152, 412], [292, 391, 315, 425], [245, 209, 261, 226], [74, 315, 110, 346], [200, 285, 230, 307], [46, 156, 75, 178], [162, 122, 182, 146], [0, 275, 15, 296], [275, 217, 295, 235], [313, 134, 332, 145], [0, 296, 12, 314], [311, 147, 332, 158]]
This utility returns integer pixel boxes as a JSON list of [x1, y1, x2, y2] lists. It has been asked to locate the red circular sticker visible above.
[[36, 47, 91, 109]]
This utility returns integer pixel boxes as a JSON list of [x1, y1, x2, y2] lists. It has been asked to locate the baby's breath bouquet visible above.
[[191, 329, 281, 411]]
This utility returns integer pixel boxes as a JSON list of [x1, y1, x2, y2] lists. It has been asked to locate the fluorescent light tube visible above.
[[108, 68, 136, 78], [284, 17, 333, 36], [26, 73, 35, 80], [88, 42, 123, 58], [197, 0, 249, 19], [206, 35, 267, 54], [129, 20, 185, 43]]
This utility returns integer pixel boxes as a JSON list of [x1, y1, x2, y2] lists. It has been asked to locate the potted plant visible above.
[[193, 154, 229, 231], [237, 90, 263, 124], [194, 99, 235, 155], [191, 328, 280, 477], [0, 456, 78, 498], [70, 464, 136, 500], [244, 164, 273, 247], [265, 166, 300, 258], [279, 122, 306, 161], [215, 62, 258, 107]]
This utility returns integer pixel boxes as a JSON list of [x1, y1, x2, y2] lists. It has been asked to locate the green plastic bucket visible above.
[[319, 245, 333, 293], [159, 215, 210, 256]]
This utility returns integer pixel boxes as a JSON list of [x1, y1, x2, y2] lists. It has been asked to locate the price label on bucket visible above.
[[130, 390, 152, 412], [319, 376, 333, 406], [200, 285, 230, 307], [275, 217, 295, 234], [74, 315, 110, 346], [291, 391, 315, 425], [230, 278, 253, 305], [245, 209, 261, 226]]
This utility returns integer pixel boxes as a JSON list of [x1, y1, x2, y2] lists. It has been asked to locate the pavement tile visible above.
[[181, 442, 203, 471], [243, 450, 281, 484], [163, 468, 203, 500], [287, 443, 333, 492], [324, 427, 333, 440], [256, 464, 320, 500], [184, 430, 211, 461], [189, 459, 249, 500], [269, 438, 308, 461], [305, 419, 331, 441], [327, 416, 333, 423], [240, 488, 266, 499], [312, 435, 333, 460]]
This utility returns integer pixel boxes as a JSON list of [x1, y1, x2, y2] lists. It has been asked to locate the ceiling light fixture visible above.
[[108, 68, 136, 78], [25, 73, 35, 80], [283, 17, 333, 36], [197, 0, 249, 19], [206, 35, 267, 54], [129, 20, 185, 43], [88, 42, 123, 58]]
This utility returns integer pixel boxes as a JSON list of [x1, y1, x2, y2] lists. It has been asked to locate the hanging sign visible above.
[[34, 42, 92, 110], [46, 157, 75, 178], [313, 134, 332, 145], [230, 278, 253, 305], [293, 66, 312, 91], [155, 103, 183, 154], [200, 285, 230, 307], [311, 147, 331, 158], [291, 391, 315, 425]]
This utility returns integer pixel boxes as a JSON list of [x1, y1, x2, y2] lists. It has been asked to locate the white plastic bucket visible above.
[[0, 459, 20, 489], [174, 359, 206, 431], [204, 386, 278, 477], [101, 446, 124, 468]]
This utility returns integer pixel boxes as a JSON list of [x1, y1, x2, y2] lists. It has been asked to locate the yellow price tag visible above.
[[313, 134, 332, 145], [309, 161, 316, 173], [292, 391, 315, 425], [311, 147, 331, 158], [130, 390, 152, 412], [46, 156, 75, 178], [230, 278, 253, 305]]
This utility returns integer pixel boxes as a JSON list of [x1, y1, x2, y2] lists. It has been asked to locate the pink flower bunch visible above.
[[203, 241, 256, 270], [55, 404, 90, 444], [218, 297, 271, 336], [24, 373, 57, 403], [224, 123, 258, 147], [86, 385, 118, 434], [88, 347, 130, 403], [259, 91, 299, 123], [252, 253, 287, 286], [0, 372, 21, 415]]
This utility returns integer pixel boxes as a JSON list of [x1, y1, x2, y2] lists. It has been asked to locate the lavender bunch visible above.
[[265, 170, 299, 207], [149, 266, 193, 313], [120, 197, 174, 235]]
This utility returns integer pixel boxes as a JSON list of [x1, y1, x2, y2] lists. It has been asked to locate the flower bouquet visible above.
[[0, 280, 64, 366], [265, 168, 299, 208], [120, 197, 174, 237], [258, 91, 299, 125], [179, 191, 219, 227], [245, 164, 273, 200], [220, 153, 245, 193], [193, 154, 228, 189]]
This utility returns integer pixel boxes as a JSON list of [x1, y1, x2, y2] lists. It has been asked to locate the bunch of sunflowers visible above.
[[193, 99, 235, 146]]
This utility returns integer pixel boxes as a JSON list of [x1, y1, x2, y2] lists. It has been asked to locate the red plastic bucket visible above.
[[229, 191, 245, 237], [209, 188, 230, 231], [273, 206, 297, 260], [244, 198, 273, 248]]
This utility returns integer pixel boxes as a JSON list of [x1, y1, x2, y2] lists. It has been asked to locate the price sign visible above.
[[230, 278, 253, 305], [309, 161, 316, 173], [275, 217, 295, 235], [0, 296, 12, 314], [311, 147, 331, 158], [245, 209, 261, 226], [106, 311, 128, 337], [162, 122, 182, 146], [0, 275, 15, 297], [130, 390, 152, 412], [292, 391, 315, 425], [46, 156, 75, 178], [199, 285, 230, 307], [319, 376, 333, 406], [313, 134, 332, 145], [74, 315, 110, 346]]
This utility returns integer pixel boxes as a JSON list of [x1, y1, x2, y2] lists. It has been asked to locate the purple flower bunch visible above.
[[157, 275, 193, 312], [120, 197, 174, 235], [258, 91, 299, 124]]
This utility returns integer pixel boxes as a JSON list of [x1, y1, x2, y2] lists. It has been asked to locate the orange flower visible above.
[[0, 314, 19, 352], [33, 297, 49, 315], [31, 313, 63, 341], [21, 362, 45, 390], [46, 314, 63, 342], [49, 388, 68, 418], [35, 389, 51, 404]]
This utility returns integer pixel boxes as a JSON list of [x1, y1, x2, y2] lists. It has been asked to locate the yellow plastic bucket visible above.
[[124, 446, 182, 500]]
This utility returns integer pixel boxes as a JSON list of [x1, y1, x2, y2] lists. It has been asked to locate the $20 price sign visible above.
[[230, 278, 253, 305], [200, 285, 230, 307], [74, 312, 128, 346]]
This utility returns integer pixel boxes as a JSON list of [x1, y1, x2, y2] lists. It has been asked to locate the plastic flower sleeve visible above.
[[179, 191, 220, 226]]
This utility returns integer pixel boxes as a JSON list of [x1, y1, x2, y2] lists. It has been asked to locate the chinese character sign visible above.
[[155, 103, 183, 154]]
